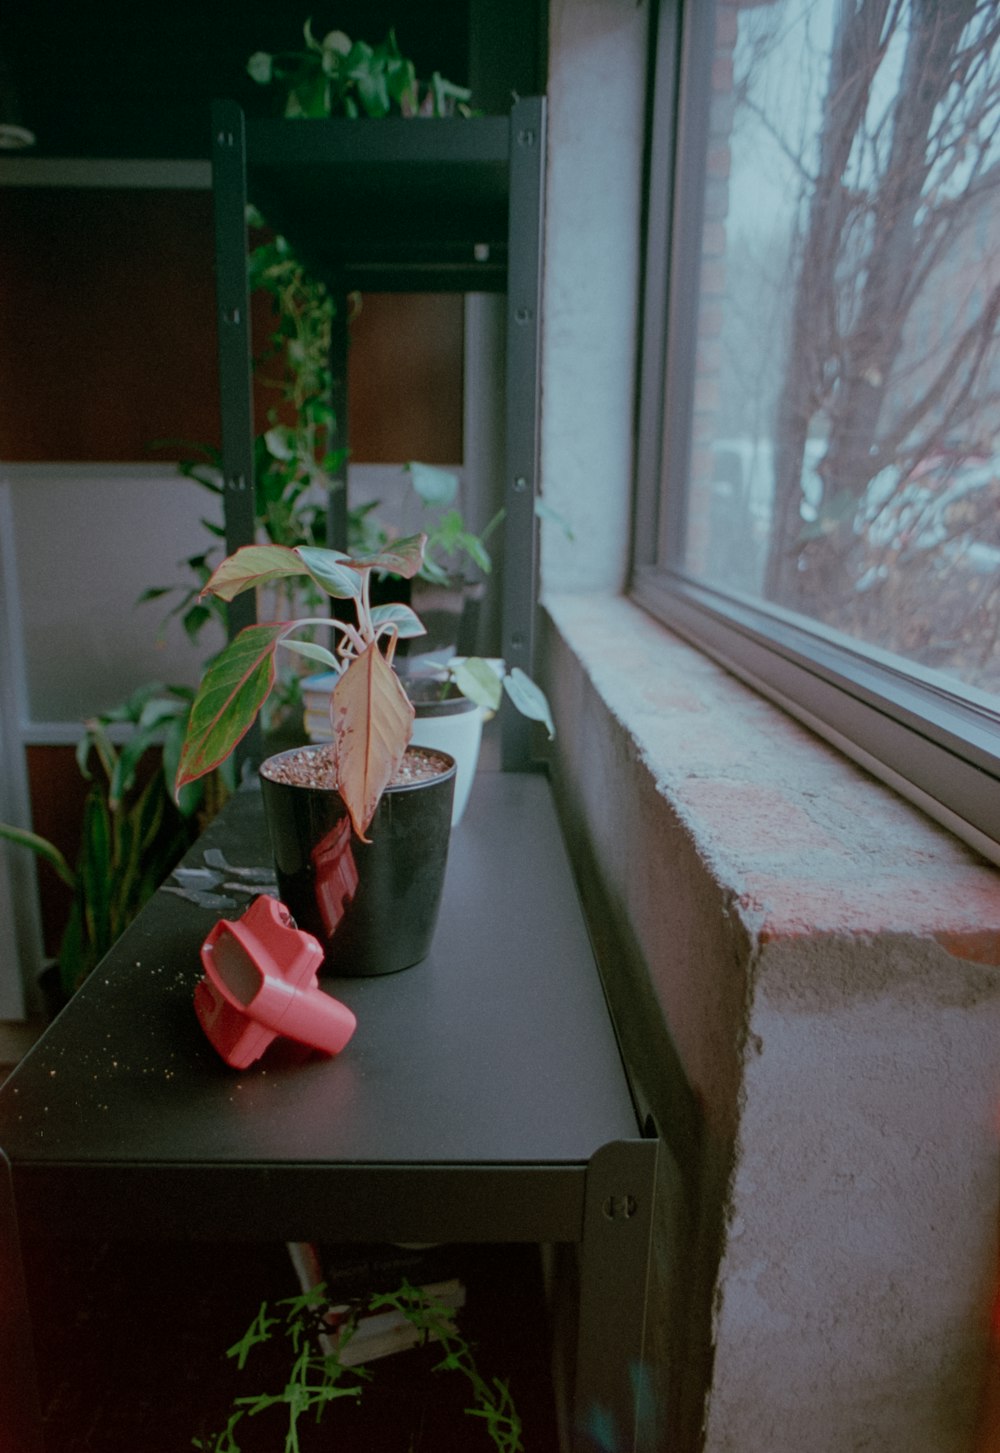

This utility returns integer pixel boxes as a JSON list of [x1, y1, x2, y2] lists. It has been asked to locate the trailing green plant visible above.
[[146, 209, 339, 647], [0, 684, 221, 998], [247, 21, 473, 120], [192, 1278, 523, 1453]]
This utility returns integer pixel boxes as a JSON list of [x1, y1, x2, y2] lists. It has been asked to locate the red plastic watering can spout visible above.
[[195, 896, 357, 1069]]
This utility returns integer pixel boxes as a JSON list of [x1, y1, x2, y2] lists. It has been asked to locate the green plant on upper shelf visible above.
[[0, 684, 218, 1001], [404, 460, 504, 588], [247, 20, 473, 120], [193, 1278, 523, 1453], [174, 537, 553, 839]]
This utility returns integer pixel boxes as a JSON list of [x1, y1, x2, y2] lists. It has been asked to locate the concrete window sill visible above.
[[544, 591, 1000, 964], [541, 589, 1000, 1453]]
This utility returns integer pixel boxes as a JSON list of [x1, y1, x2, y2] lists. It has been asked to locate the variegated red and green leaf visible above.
[[175, 623, 287, 791], [346, 532, 428, 581], [329, 641, 415, 839], [202, 545, 311, 603], [369, 602, 427, 639], [295, 546, 364, 599]]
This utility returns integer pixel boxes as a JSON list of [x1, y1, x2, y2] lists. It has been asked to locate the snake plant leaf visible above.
[[330, 642, 414, 839], [295, 546, 363, 599], [347, 533, 427, 580], [370, 603, 427, 639], [502, 667, 555, 739], [175, 623, 287, 791], [202, 545, 311, 603], [0, 823, 76, 889]]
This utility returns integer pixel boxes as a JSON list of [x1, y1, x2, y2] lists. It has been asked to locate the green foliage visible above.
[[0, 685, 214, 997], [176, 540, 429, 838], [405, 461, 504, 587], [247, 22, 473, 121], [193, 1279, 522, 1453], [175, 535, 554, 829]]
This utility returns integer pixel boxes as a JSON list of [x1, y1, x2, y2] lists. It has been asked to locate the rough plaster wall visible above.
[[706, 934, 1000, 1453], [540, 593, 1000, 1451], [540, 0, 648, 595], [541, 607, 756, 1451]]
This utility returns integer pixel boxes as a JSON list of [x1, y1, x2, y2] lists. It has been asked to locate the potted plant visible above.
[[0, 684, 211, 1007], [175, 533, 459, 976]]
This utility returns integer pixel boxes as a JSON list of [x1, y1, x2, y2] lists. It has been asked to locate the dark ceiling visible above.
[[0, 1, 543, 159]]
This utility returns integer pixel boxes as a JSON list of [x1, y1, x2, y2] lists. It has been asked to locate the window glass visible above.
[[681, 0, 1000, 703]]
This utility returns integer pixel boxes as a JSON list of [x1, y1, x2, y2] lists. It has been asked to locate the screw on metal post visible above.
[[602, 1194, 638, 1221]]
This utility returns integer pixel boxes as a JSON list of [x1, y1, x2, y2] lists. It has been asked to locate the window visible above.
[[633, 0, 1000, 864]]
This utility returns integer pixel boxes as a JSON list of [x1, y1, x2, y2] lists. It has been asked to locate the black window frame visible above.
[[631, 0, 1000, 866]]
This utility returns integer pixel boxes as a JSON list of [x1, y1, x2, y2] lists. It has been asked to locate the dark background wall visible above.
[[1, 1, 547, 958], [0, 1, 545, 158]]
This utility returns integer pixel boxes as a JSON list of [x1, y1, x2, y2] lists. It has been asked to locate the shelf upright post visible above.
[[575, 1138, 659, 1452], [501, 96, 547, 771], [326, 280, 350, 553], [0, 1150, 43, 1452], [212, 101, 261, 769]]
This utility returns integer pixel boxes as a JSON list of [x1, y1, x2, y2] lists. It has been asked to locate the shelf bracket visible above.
[[574, 1137, 659, 1453]]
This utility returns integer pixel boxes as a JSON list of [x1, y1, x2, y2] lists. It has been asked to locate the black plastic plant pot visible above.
[[259, 745, 457, 977]]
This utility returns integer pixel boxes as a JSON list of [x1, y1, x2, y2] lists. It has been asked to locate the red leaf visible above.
[[329, 643, 414, 837]]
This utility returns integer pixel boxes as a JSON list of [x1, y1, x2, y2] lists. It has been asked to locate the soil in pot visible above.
[[259, 744, 456, 978]]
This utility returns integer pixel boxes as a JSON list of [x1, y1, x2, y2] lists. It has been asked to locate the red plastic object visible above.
[[195, 896, 357, 1069]]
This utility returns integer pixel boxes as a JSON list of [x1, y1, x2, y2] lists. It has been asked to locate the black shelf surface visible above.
[[242, 112, 513, 291], [0, 772, 640, 1244]]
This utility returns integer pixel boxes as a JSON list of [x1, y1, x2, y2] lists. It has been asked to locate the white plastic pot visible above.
[[408, 688, 483, 826]]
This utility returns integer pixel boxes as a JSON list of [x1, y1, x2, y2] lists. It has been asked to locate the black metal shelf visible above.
[[0, 773, 657, 1450], [244, 113, 511, 292], [212, 98, 547, 770]]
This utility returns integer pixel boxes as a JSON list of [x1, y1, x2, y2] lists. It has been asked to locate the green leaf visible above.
[[78, 788, 112, 960], [462, 534, 493, 573], [183, 602, 215, 643], [246, 51, 273, 85], [204, 545, 310, 603], [502, 668, 555, 738], [349, 533, 427, 580], [357, 69, 391, 117], [450, 657, 502, 713], [263, 425, 295, 461], [418, 555, 451, 587], [296, 546, 363, 599], [321, 30, 353, 66], [0, 822, 76, 889], [386, 56, 417, 108], [175, 624, 287, 790], [406, 461, 458, 507], [535, 498, 576, 540], [278, 638, 342, 671], [370, 603, 427, 640]]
